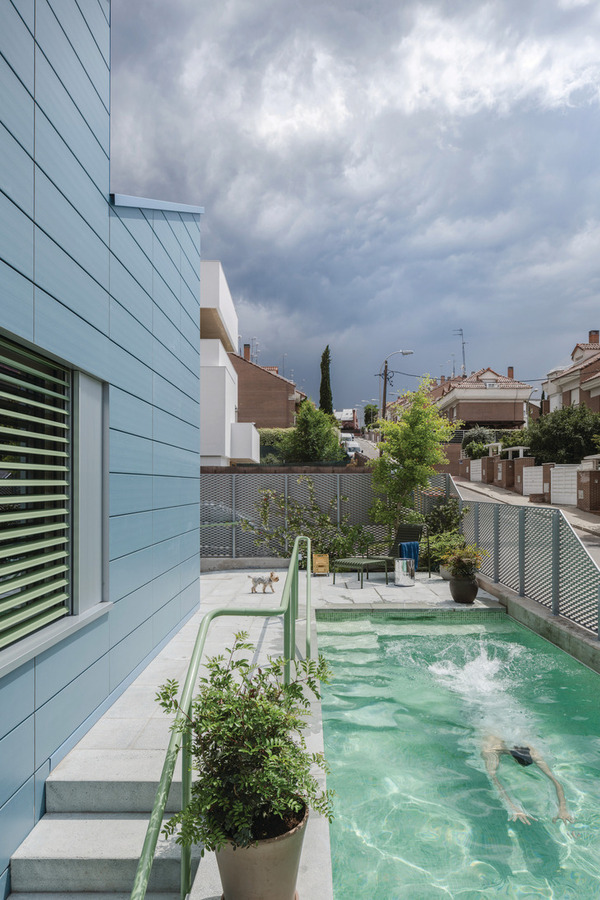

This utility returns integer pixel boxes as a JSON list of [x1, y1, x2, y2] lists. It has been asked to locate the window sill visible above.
[[0, 602, 113, 680]]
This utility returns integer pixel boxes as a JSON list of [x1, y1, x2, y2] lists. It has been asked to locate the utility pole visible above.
[[381, 359, 389, 420]]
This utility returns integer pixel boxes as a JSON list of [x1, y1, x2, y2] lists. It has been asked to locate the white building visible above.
[[200, 261, 260, 466]]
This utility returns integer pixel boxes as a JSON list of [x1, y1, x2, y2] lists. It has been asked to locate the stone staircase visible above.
[[8, 749, 200, 898]]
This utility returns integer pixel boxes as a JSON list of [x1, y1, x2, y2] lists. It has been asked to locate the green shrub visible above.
[[463, 441, 490, 460], [424, 497, 468, 535], [419, 531, 466, 572], [461, 427, 494, 450]]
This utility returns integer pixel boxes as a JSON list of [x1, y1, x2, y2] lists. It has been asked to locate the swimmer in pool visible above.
[[482, 735, 573, 825]]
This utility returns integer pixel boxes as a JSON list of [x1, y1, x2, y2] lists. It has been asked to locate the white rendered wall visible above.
[[200, 339, 238, 462], [200, 260, 238, 351]]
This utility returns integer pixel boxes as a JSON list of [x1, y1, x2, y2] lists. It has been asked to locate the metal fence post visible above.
[[337, 473, 341, 526], [597, 586, 600, 640], [551, 509, 560, 616], [473, 503, 480, 548], [493, 504, 500, 583], [284, 474, 288, 555], [232, 474, 236, 559], [518, 507, 525, 597]]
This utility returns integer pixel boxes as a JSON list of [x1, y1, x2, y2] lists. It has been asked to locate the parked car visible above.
[[345, 441, 361, 458], [340, 433, 354, 443]]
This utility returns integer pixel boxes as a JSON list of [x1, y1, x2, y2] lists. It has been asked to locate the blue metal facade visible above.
[[0, 2, 201, 891]]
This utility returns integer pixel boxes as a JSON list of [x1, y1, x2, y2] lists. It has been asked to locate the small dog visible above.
[[248, 572, 280, 593]]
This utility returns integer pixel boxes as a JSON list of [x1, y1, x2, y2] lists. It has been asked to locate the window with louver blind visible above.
[[0, 337, 71, 650]]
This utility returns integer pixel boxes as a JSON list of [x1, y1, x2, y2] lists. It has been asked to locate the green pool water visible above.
[[318, 615, 600, 899]]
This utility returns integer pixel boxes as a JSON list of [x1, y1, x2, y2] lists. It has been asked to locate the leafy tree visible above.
[[463, 441, 490, 459], [363, 404, 379, 428], [280, 400, 345, 463], [369, 379, 458, 532], [526, 405, 600, 464], [319, 345, 333, 415], [461, 426, 494, 450], [242, 475, 370, 561]]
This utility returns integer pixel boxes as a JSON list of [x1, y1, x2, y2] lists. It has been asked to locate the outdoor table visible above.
[[332, 556, 390, 588]]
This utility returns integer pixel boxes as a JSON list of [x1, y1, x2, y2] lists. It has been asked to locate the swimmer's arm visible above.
[[530, 748, 573, 823], [482, 749, 534, 824]]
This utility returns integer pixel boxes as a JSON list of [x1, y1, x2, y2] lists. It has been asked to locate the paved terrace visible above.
[[14, 570, 500, 900]]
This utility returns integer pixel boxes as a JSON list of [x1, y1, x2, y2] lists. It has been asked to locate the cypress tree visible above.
[[319, 345, 333, 415]]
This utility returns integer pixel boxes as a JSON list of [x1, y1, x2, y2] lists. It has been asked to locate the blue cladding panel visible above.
[[85, 0, 110, 64], [34, 51, 108, 193], [11, 0, 35, 32], [0, 125, 33, 216], [151, 566, 181, 615], [109, 299, 153, 367], [180, 580, 199, 616], [152, 594, 181, 646], [36, 0, 109, 154], [0, 260, 33, 339], [0, 719, 34, 810], [0, 191, 33, 279], [154, 442, 199, 478], [0, 3, 34, 92], [109, 619, 154, 691], [154, 408, 199, 452], [35, 656, 109, 764], [109, 388, 153, 439], [45, 0, 109, 110], [0, 862, 9, 900], [109, 510, 154, 560], [109, 255, 152, 330], [153, 373, 199, 423], [110, 474, 154, 517], [109, 546, 155, 603], [34, 617, 109, 707], [181, 555, 200, 593], [0, 778, 34, 875], [110, 430, 154, 479], [152, 536, 181, 579], [33, 288, 109, 379], [109, 582, 153, 647], [34, 170, 109, 288], [34, 228, 109, 333], [35, 108, 108, 244], [0, 54, 34, 155], [152, 506, 198, 544], [180, 528, 200, 563], [153, 305, 182, 356], [109, 210, 153, 294], [153, 475, 200, 509], [0, 663, 34, 741]]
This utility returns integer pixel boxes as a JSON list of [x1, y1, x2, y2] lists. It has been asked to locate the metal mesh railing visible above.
[[453, 477, 600, 636]]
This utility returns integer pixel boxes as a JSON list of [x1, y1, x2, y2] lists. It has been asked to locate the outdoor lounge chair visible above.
[[333, 523, 431, 581]]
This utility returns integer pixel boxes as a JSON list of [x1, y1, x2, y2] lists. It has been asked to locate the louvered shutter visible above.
[[0, 337, 71, 649]]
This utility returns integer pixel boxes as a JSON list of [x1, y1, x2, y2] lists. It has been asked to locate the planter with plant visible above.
[[157, 632, 334, 900], [441, 543, 486, 604]]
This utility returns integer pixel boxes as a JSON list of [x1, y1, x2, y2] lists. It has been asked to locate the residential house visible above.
[[543, 330, 600, 413], [200, 261, 259, 466], [390, 368, 533, 430], [229, 346, 306, 428], [333, 409, 359, 433], [0, 3, 202, 886]]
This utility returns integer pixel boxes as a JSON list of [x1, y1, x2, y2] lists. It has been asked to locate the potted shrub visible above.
[[157, 632, 334, 900], [441, 543, 486, 604]]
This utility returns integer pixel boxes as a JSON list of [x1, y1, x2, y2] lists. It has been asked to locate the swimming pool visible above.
[[318, 613, 600, 898]]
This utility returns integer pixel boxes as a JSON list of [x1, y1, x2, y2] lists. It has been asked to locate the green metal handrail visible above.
[[130, 535, 312, 900]]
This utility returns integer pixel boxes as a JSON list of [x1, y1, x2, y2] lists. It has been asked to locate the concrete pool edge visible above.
[[477, 575, 600, 675]]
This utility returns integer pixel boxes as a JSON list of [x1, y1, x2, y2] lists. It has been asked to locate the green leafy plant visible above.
[[280, 400, 346, 464], [369, 378, 458, 531], [424, 497, 468, 535], [157, 633, 334, 852], [242, 474, 371, 561], [463, 440, 490, 460], [441, 543, 486, 578], [461, 426, 495, 450], [419, 531, 467, 572]]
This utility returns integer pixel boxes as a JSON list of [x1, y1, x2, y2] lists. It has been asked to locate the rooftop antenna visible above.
[[453, 329, 466, 376], [251, 337, 260, 365]]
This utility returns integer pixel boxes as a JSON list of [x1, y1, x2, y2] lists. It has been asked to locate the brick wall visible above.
[[230, 354, 298, 427], [577, 470, 600, 512], [494, 459, 514, 488], [455, 400, 526, 427], [481, 457, 496, 483]]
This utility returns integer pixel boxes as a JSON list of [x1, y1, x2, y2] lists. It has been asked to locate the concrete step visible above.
[[10, 895, 179, 900], [45, 750, 182, 813], [10, 815, 200, 894]]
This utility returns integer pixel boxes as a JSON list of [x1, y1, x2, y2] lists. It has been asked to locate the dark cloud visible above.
[[111, 0, 600, 407]]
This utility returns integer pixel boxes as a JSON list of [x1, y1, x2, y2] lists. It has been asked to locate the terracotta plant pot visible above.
[[216, 807, 308, 900], [449, 576, 478, 604]]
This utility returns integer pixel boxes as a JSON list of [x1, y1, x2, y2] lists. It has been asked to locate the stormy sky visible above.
[[110, 0, 600, 414]]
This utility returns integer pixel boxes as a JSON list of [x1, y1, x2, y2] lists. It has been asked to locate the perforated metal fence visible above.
[[453, 478, 600, 636], [200, 471, 453, 558]]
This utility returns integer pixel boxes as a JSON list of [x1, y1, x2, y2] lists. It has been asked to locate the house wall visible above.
[[454, 400, 526, 427], [200, 340, 237, 463], [230, 354, 298, 427], [513, 457, 535, 495], [0, 3, 201, 891]]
